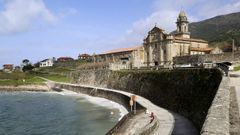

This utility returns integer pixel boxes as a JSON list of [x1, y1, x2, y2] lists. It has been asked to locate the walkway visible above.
[[230, 71, 240, 115], [42, 77, 198, 135]]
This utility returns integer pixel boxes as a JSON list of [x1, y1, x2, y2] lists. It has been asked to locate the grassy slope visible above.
[[39, 74, 71, 83], [0, 60, 87, 85], [234, 65, 240, 71], [0, 71, 45, 86]]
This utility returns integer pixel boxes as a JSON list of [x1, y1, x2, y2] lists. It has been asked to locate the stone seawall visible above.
[[71, 69, 224, 133], [52, 83, 154, 134], [201, 77, 230, 135], [53, 83, 145, 112]]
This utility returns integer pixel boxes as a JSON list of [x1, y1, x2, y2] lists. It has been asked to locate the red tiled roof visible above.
[[58, 57, 73, 59], [79, 54, 91, 57], [3, 64, 13, 69], [104, 45, 142, 54], [3, 64, 13, 66], [190, 47, 213, 52], [174, 37, 208, 43], [57, 57, 74, 61]]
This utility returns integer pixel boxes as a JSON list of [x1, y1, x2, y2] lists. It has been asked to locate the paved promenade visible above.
[[230, 71, 240, 115], [43, 77, 198, 135], [106, 88, 198, 135]]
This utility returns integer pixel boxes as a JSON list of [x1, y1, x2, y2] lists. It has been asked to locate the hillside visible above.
[[189, 12, 240, 49]]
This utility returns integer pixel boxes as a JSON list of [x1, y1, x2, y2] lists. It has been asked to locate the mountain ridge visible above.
[[188, 12, 240, 49]]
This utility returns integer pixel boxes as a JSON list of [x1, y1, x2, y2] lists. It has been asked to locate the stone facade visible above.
[[132, 46, 145, 68], [93, 11, 212, 70], [94, 46, 144, 70], [210, 47, 223, 54], [143, 11, 210, 66], [173, 52, 240, 65]]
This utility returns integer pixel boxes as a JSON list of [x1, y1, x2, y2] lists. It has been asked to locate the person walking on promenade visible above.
[[149, 112, 154, 123]]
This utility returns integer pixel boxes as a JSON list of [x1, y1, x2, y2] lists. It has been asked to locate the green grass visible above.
[[0, 72, 46, 86], [37, 67, 73, 74], [0, 62, 76, 86], [234, 65, 240, 71], [39, 74, 71, 83], [24, 76, 45, 84]]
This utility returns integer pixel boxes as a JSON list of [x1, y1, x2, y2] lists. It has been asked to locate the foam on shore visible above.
[[55, 89, 128, 121]]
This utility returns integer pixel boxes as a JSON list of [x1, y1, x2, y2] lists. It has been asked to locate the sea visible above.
[[0, 90, 128, 135]]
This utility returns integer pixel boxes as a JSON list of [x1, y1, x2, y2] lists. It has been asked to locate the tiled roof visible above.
[[190, 47, 213, 52], [174, 37, 208, 43], [3, 64, 13, 66], [104, 46, 142, 54], [58, 57, 73, 59], [79, 54, 91, 57], [40, 59, 50, 62]]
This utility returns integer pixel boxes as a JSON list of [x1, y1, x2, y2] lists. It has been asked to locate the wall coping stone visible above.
[[201, 77, 230, 135]]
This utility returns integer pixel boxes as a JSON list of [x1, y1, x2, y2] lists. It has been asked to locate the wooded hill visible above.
[[189, 12, 240, 50]]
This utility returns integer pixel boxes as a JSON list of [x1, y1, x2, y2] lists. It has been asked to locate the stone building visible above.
[[78, 54, 92, 61], [3, 64, 14, 72], [57, 57, 74, 62], [210, 47, 223, 54], [95, 46, 141, 63], [143, 11, 211, 66], [94, 46, 143, 70], [40, 58, 55, 67]]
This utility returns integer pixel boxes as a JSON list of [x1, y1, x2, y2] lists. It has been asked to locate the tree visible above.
[[22, 59, 30, 67], [34, 62, 40, 68], [22, 64, 34, 72]]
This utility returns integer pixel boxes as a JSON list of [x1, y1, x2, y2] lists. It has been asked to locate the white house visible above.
[[40, 58, 54, 67]]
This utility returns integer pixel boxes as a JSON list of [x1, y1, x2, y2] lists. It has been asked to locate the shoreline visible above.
[[0, 84, 130, 134], [0, 85, 50, 92], [58, 89, 129, 121], [52, 83, 162, 135]]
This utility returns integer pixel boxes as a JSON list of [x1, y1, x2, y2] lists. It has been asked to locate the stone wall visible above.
[[201, 77, 230, 135], [53, 83, 146, 112], [71, 69, 223, 133], [173, 52, 240, 64], [52, 83, 151, 134]]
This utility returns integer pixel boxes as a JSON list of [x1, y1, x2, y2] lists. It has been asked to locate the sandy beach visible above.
[[0, 85, 50, 92]]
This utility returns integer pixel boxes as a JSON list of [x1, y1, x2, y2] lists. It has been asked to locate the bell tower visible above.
[[176, 11, 190, 38]]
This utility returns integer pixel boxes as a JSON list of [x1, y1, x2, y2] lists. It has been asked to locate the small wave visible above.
[[57, 89, 128, 121]]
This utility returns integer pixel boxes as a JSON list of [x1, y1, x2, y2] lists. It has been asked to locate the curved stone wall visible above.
[[71, 68, 223, 132], [52, 83, 152, 134]]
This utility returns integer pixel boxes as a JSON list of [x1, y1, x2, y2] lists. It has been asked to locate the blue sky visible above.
[[0, 0, 240, 66]]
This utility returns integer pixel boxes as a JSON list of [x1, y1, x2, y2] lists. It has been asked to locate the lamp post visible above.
[[232, 39, 235, 61]]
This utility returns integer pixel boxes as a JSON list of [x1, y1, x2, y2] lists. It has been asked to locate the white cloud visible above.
[[58, 7, 78, 18], [197, 0, 240, 19], [118, 0, 240, 47], [119, 0, 198, 47], [0, 0, 57, 35]]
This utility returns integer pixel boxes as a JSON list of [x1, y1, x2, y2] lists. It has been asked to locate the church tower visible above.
[[176, 11, 190, 38]]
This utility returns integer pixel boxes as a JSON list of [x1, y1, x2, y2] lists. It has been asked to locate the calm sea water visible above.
[[0, 91, 123, 135]]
